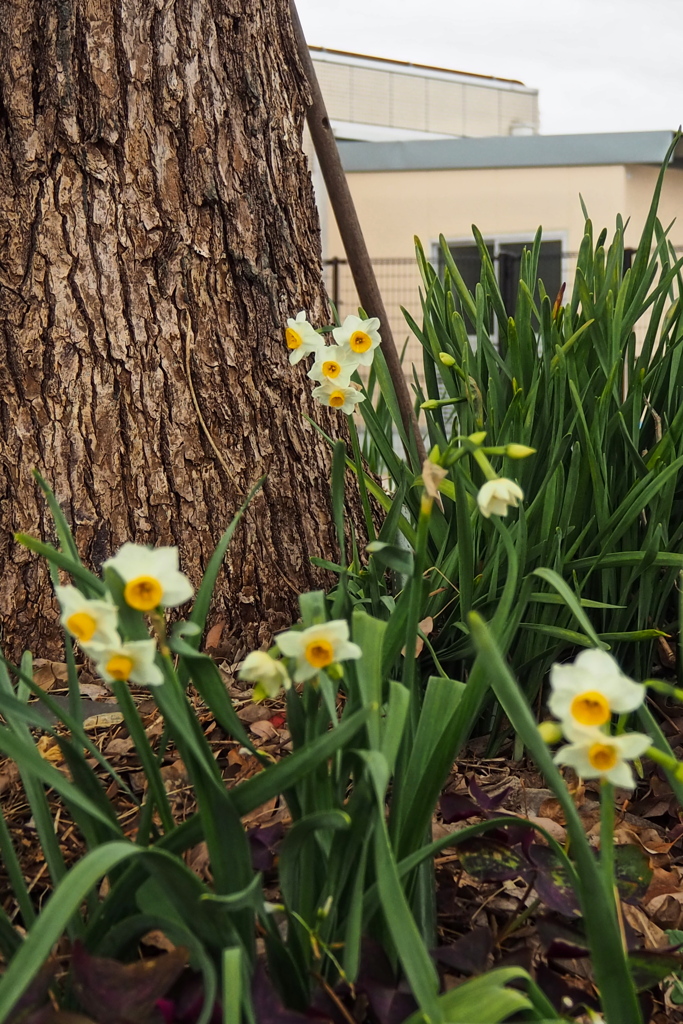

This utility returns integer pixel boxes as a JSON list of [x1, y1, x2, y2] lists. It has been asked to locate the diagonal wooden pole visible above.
[[289, 1, 427, 472]]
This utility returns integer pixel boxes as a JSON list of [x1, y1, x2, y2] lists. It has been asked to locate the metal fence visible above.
[[322, 246, 671, 382], [323, 252, 579, 381]]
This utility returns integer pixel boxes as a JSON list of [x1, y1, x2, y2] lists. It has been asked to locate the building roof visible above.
[[309, 45, 530, 91], [337, 131, 683, 173]]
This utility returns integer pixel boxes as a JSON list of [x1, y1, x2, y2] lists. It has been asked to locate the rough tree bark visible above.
[[0, 0, 358, 661]]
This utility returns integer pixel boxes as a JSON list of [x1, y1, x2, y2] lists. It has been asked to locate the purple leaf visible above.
[[468, 777, 511, 812], [456, 837, 532, 882], [613, 844, 653, 904], [71, 941, 188, 1024], [431, 927, 493, 975], [248, 824, 285, 874], [439, 793, 478, 823], [528, 845, 580, 917], [628, 949, 683, 992], [7, 960, 57, 1024], [251, 966, 323, 1024]]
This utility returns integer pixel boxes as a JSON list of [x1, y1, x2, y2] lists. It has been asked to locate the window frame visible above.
[[431, 231, 567, 345]]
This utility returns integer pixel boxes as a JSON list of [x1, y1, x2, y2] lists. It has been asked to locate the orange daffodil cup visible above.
[[56, 585, 120, 647], [54, 543, 194, 689], [285, 311, 325, 365], [332, 314, 381, 367]]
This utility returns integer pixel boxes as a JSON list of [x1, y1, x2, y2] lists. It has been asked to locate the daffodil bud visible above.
[[439, 351, 456, 366], [468, 431, 487, 446], [421, 399, 439, 410], [505, 443, 536, 459], [538, 721, 563, 745]]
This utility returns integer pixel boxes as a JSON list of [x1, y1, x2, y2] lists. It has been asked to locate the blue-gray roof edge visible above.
[[337, 131, 683, 173]]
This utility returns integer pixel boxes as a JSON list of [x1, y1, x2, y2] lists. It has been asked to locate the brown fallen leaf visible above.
[[237, 703, 273, 724], [625, 826, 677, 855], [647, 893, 683, 930], [402, 616, 434, 658], [160, 760, 188, 787], [644, 866, 683, 903], [621, 903, 668, 948], [82, 712, 124, 731], [103, 737, 134, 757], [250, 720, 279, 742], [141, 930, 177, 953], [0, 760, 20, 794], [538, 797, 566, 824], [227, 748, 249, 767], [525, 814, 567, 844], [185, 841, 211, 877], [205, 620, 226, 650], [33, 659, 69, 691], [79, 683, 109, 700]]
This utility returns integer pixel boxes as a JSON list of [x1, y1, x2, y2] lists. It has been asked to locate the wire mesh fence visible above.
[[323, 245, 669, 384], [323, 251, 578, 382]]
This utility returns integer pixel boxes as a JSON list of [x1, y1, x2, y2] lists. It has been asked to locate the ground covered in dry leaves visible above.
[[2, 654, 683, 1024]]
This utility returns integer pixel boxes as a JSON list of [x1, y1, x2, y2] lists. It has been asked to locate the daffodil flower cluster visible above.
[[543, 649, 650, 788], [239, 620, 362, 699], [55, 544, 193, 689], [284, 310, 383, 414]]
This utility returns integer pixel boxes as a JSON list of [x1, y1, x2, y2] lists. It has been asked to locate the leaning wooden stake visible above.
[[289, 1, 427, 472]]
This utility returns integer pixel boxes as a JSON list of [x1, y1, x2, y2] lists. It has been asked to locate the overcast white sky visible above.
[[295, 0, 683, 137]]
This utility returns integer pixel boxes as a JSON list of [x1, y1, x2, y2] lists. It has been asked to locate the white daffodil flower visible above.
[[239, 650, 291, 700], [476, 478, 524, 518], [332, 315, 381, 367], [55, 585, 120, 647], [307, 345, 360, 388], [554, 723, 651, 788], [285, 312, 324, 365], [311, 382, 365, 415], [276, 621, 362, 683], [91, 639, 164, 687], [548, 648, 645, 731], [103, 543, 194, 612]]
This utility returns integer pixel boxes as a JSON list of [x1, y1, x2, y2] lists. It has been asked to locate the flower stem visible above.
[[600, 779, 619, 937], [402, 493, 433, 720], [472, 447, 499, 481], [347, 413, 376, 543]]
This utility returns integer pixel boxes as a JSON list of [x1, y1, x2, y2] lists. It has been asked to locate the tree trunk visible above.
[[0, 0, 356, 662]]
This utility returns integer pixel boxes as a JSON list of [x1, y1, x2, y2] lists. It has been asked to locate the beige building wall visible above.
[[324, 164, 656, 258]]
